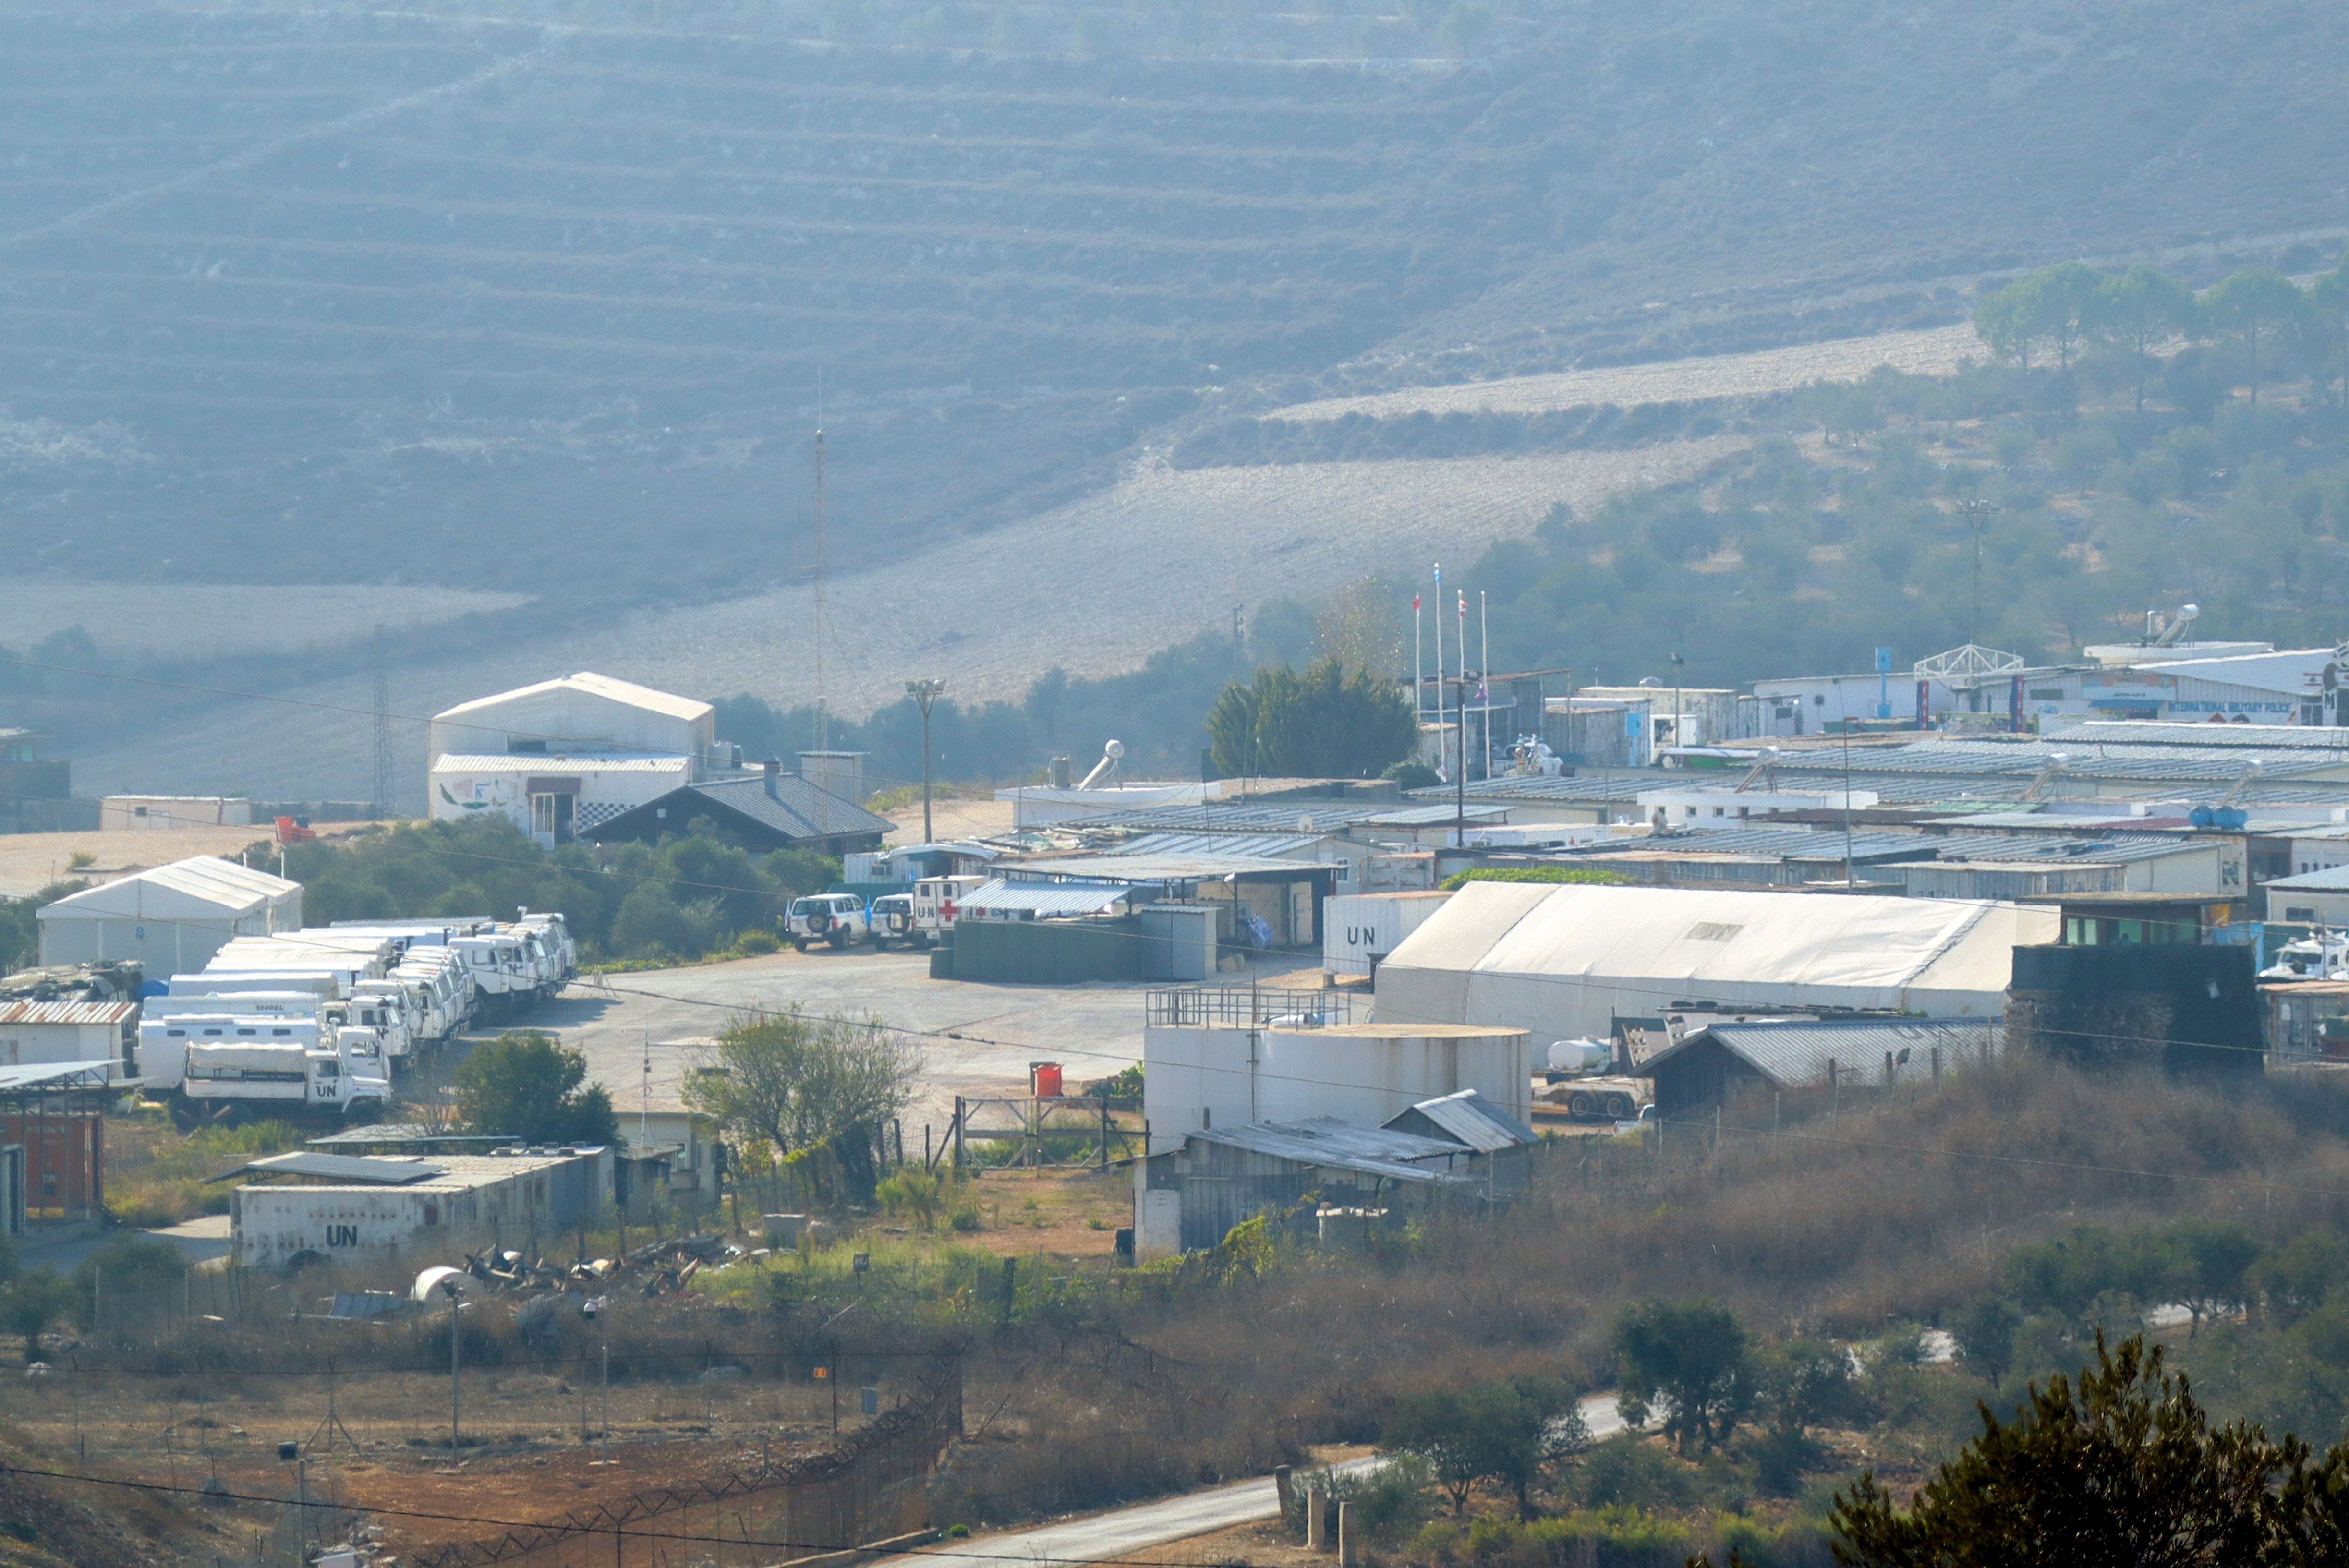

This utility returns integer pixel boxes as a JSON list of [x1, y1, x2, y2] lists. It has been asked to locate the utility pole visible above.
[[372, 624, 394, 820], [813, 422, 829, 751], [441, 1277, 464, 1452], [905, 679, 947, 844], [1956, 498, 2001, 645], [1478, 590, 1490, 781], [1670, 651, 1685, 752]]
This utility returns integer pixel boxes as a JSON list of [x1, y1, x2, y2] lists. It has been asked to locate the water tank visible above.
[[1029, 1061, 1064, 1098]]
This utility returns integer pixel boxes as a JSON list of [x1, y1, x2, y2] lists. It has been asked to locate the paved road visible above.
[[470, 949, 1321, 1132], [880, 1456, 1381, 1568], [876, 1398, 1632, 1568]]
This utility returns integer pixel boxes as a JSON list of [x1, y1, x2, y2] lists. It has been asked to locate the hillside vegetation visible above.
[[3, 0, 2346, 612]]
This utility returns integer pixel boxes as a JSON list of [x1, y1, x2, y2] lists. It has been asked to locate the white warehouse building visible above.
[[1372, 881, 2058, 1042], [228, 1146, 610, 1269], [428, 672, 721, 845], [37, 857, 302, 972]]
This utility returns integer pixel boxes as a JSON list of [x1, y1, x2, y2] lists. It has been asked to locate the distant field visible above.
[[1270, 323, 1983, 422], [0, 583, 527, 661]]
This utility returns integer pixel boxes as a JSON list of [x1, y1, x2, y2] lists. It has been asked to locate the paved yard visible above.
[[480, 947, 1321, 1134]]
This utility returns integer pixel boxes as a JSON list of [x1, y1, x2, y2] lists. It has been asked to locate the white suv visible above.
[[786, 893, 871, 952]]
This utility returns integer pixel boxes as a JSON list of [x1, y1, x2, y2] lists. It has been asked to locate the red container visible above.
[[1030, 1061, 1064, 1098]]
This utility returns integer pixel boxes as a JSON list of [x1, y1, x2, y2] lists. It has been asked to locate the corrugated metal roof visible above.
[[40, 856, 299, 920], [1107, 831, 1331, 859], [0, 1001, 135, 1025], [1010, 853, 1339, 881], [0, 1060, 134, 1093], [223, 1152, 448, 1185], [676, 776, 894, 841], [1635, 1017, 2002, 1088], [2264, 865, 2349, 890], [1188, 1118, 1471, 1182], [959, 879, 1136, 917], [434, 673, 712, 724], [1385, 1090, 1537, 1152], [432, 753, 688, 773]]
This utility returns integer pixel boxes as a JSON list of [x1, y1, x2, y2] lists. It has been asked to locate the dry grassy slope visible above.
[[1268, 323, 1982, 422], [67, 438, 1738, 803]]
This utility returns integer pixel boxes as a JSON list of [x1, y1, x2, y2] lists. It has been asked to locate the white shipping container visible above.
[[230, 1148, 611, 1268], [1323, 891, 1453, 978]]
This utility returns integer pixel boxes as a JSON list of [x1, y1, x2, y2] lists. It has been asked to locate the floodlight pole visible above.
[[444, 1279, 462, 1452], [1957, 499, 2001, 645], [905, 679, 947, 844]]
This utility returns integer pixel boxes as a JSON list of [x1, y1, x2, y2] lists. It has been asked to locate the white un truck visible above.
[[147, 1013, 389, 1130]]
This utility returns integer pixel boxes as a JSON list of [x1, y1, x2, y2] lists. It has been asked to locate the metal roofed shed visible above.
[[1372, 881, 2056, 1043], [36, 857, 302, 973], [1133, 1115, 1494, 1259], [230, 1146, 610, 1269], [2262, 865, 2349, 928], [1381, 1087, 1538, 1153], [1632, 1017, 2001, 1118]]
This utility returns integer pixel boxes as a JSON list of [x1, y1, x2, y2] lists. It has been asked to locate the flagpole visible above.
[[1413, 594, 1424, 723], [1432, 565, 1445, 782], [1456, 588, 1467, 845]]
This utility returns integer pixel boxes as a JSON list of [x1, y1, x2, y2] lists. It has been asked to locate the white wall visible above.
[[1141, 1023, 1531, 1151], [38, 911, 259, 972]]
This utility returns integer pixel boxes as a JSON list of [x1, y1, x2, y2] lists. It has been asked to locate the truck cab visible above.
[[786, 893, 871, 951]]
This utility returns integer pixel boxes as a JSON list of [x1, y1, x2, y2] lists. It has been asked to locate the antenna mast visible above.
[[813, 421, 828, 752], [371, 624, 393, 818]]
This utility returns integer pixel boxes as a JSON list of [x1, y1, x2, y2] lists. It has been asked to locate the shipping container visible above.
[[1322, 891, 1453, 978]]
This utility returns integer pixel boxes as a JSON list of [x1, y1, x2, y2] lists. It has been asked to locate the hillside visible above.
[[4, 0, 2347, 601]]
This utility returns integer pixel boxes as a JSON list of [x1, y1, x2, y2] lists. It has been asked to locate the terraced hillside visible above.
[[6, 0, 2348, 606], [0, 8, 1548, 595]]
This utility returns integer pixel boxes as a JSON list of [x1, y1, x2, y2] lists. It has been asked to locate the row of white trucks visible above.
[[137, 914, 575, 1129]]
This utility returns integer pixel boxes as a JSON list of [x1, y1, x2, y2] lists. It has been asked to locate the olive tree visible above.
[[685, 1010, 920, 1201], [1612, 1298, 1753, 1456]]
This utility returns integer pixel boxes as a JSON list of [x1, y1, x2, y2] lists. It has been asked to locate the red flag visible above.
[[1412, 596, 1420, 610]]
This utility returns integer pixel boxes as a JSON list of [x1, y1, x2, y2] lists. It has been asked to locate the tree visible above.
[[451, 1032, 619, 1146], [1612, 1299, 1752, 1456], [2089, 264, 2192, 414], [1832, 1335, 2295, 1565], [1381, 1377, 1584, 1518], [2167, 1221, 2263, 1338], [684, 1010, 920, 1201], [2202, 269, 2312, 406], [1207, 657, 1418, 778], [2, 1273, 70, 1364], [1975, 262, 2103, 373], [73, 1233, 185, 1330], [2311, 260, 2349, 413]]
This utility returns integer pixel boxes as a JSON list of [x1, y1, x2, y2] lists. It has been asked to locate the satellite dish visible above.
[[1104, 739, 1125, 760]]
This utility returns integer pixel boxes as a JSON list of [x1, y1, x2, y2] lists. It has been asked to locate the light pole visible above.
[[1956, 499, 2001, 645], [440, 1276, 464, 1453], [1669, 652, 1685, 751], [904, 679, 947, 844]]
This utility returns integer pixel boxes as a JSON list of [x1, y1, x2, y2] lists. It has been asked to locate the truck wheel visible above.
[[828, 928, 849, 950], [791, 938, 809, 953], [867, 928, 886, 949], [168, 1095, 198, 1134], [1567, 1091, 1595, 1118], [1605, 1094, 1632, 1119]]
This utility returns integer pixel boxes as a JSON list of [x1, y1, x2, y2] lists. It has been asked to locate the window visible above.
[[422, 1200, 440, 1226], [2288, 906, 2320, 922]]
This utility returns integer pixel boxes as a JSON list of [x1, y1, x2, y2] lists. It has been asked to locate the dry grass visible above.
[[1270, 324, 1983, 423]]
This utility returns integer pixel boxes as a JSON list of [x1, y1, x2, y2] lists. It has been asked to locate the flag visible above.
[[1412, 596, 1420, 610]]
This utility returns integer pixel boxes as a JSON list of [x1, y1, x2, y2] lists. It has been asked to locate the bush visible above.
[[74, 1233, 185, 1328]]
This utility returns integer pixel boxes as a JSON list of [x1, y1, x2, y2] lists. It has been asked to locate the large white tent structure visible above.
[[1372, 882, 2057, 1042], [37, 856, 302, 973]]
